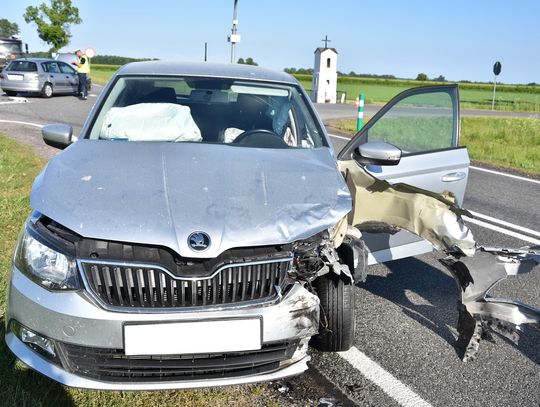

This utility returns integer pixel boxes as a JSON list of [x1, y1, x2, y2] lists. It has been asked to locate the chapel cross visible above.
[[321, 35, 331, 48]]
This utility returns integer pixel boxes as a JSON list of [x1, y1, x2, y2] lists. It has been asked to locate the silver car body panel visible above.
[[31, 140, 351, 258]]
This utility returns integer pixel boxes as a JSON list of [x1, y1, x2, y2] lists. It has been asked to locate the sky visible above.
[[3, 0, 540, 84]]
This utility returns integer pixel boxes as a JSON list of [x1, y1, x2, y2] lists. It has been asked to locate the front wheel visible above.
[[311, 273, 356, 352], [41, 83, 53, 98]]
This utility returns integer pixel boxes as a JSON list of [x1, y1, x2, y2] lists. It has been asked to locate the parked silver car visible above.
[[54, 52, 91, 90], [0, 57, 78, 97], [6, 61, 539, 390]]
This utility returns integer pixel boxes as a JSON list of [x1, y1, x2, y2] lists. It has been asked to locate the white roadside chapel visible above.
[[311, 36, 337, 104]]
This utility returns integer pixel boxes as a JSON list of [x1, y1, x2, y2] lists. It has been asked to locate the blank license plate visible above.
[[7, 74, 23, 81], [124, 318, 262, 356]]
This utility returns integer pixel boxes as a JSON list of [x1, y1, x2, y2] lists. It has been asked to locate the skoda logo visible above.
[[188, 232, 211, 252]]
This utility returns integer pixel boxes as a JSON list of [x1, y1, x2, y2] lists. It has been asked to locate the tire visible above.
[[41, 83, 53, 98], [5, 90, 17, 97], [311, 273, 356, 352]]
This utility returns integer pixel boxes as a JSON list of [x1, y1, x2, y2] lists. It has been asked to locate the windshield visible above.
[[87, 76, 326, 148]]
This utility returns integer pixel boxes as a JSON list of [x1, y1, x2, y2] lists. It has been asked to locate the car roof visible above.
[[12, 57, 55, 62], [117, 61, 298, 85]]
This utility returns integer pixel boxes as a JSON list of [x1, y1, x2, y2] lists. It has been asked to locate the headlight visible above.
[[14, 224, 79, 290]]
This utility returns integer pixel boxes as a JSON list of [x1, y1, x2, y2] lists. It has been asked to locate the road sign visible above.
[[492, 61, 501, 110], [493, 61, 502, 76]]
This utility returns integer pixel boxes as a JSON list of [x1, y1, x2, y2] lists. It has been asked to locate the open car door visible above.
[[336, 85, 539, 361], [337, 85, 470, 264]]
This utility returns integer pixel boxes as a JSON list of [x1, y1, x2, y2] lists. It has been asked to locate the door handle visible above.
[[441, 172, 466, 182]]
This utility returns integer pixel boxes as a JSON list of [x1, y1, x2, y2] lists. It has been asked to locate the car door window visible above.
[[338, 86, 460, 160], [59, 62, 76, 74], [43, 62, 60, 73], [367, 91, 455, 153]]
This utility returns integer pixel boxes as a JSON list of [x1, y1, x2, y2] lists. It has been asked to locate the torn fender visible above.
[[337, 162, 539, 361], [440, 247, 540, 361], [338, 161, 476, 256]]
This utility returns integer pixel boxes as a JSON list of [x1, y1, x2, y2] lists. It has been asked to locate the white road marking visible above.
[[339, 347, 433, 407], [0, 96, 29, 105], [0, 119, 44, 128], [329, 133, 350, 141], [470, 165, 540, 185], [469, 210, 540, 238], [464, 216, 540, 245]]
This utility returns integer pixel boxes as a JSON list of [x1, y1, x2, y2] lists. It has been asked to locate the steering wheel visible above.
[[233, 129, 288, 148]]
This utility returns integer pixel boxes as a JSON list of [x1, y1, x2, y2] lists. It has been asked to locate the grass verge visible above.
[[0, 135, 278, 407], [328, 117, 540, 175], [91, 64, 121, 85]]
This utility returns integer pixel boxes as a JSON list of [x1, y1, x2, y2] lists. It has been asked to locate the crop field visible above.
[[91, 66, 540, 112], [294, 74, 540, 112]]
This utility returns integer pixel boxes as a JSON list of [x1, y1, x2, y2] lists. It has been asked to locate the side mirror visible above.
[[354, 141, 402, 166], [42, 124, 73, 150]]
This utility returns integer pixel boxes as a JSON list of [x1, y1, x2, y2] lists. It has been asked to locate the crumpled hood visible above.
[[31, 141, 352, 258]]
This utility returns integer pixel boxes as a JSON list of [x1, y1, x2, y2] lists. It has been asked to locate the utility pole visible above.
[[228, 0, 240, 63]]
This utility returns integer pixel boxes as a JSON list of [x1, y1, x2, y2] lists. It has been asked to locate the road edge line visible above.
[[0, 119, 44, 128], [464, 216, 540, 245], [338, 347, 433, 407], [469, 210, 540, 238], [469, 166, 540, 184]]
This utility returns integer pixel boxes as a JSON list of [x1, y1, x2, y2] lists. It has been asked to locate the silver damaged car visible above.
[[6, 61, 539, 390]]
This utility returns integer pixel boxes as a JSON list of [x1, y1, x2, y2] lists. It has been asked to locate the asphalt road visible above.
[[0, 90, 538, 407]]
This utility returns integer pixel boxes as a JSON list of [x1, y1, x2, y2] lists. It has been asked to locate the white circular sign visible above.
[[85, 48, 96, 58]]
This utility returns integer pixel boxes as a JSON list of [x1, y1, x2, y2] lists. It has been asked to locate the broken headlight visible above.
[[13, 223, 79, 290]]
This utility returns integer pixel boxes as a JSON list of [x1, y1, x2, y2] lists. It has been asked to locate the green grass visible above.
[[0, 135, 278, 407], [91, 64, 120, 85], [328, 116, 540, 175], [295, 74, 540, 112]]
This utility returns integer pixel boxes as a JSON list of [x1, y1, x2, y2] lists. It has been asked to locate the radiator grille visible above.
[[79, 258, 291, 308], [58, 341, 297, 382]]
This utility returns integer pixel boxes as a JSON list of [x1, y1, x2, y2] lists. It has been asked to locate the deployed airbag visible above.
[[100, 103, 202, 142]]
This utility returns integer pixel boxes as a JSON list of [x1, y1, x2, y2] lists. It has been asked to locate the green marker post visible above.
[[356, 92, 365, 131]]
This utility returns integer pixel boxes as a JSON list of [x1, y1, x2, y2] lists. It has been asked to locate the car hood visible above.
[[31, 141, 352, 258]]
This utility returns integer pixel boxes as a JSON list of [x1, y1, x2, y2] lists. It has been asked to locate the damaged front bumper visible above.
[[6, 265, 319, 389]]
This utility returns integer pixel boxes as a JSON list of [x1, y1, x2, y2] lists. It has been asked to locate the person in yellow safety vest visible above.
[[73, 49, 90, 100]]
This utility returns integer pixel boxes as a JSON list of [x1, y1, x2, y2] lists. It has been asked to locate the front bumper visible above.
[[6, 266, 319, 389]]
